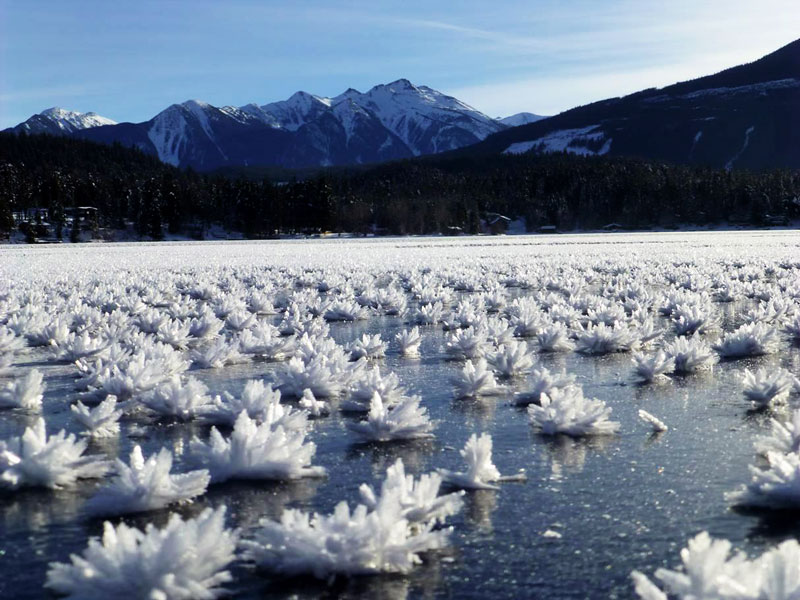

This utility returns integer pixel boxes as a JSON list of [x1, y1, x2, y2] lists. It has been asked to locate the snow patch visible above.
[[725, 126, 755, 170], [503, 125, 611, 157]]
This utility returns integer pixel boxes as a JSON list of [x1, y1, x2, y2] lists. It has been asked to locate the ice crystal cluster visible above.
[[632, 532, 800, 600], [46, 507, 238, 600], [242, 458, 462, 578]]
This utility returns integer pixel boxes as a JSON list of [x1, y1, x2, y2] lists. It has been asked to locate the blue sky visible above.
[[2, 0, 799, 128]]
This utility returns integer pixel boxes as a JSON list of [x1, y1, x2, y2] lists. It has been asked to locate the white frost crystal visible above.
[[741, 367, 794, 408], [0, 368, 46, 411], [528, 386, 620, 437], [347, 392, 434, 441], [632, 532, 800, 600], [395, 326, 422, 357], [663, 335, 717, 374], [713, 322, 781, 358], [638, 409, 668, 432], [632, 351, 675, 383], [242, 465, 457, 577], [189, 410, 325, 483], [438, 433, 525, 490], [487, 342, 536, 378], [451, 358, 503, 399], [513, 367, 576, 406], [726, 450, 800, 509], [71, 396, 123, 437], [359, 458, 464, 527], [299, 388, 329, 417], [46, 506, 237, 600], [755, 410, 800, 455], [0, 417, 110, 489], [86, 445, 209, 516], [143, 375, 216, 421]]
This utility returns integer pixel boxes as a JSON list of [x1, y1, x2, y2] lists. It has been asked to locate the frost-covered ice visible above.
[[1, 231, 800, 598]]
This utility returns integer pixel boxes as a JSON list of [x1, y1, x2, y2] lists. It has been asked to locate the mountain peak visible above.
[[499, 112, 547, 127], [181, 99, 211, 109]]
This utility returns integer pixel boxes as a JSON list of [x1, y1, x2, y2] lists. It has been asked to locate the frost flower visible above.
[[359, 458, 464, 528], [726, 450, 800, 509], [0, 368, 45, 411], [631, 531, 764, 600], [46, 506, 237, 600], [395, 327, 422, 357], [632, 351, 675, 383], [713, 322, 781, 358], [528, 386, 620, 436], [575, 322, 641, 355], [663, 335, 717, 374], [487, 342, 536, 378], [349, 333, 387, 360], [190, 410, 325, 483], [86, 446, 209, 516], [741, 367, 794, 408], [536, 322, 575, 352], [143, 376, 216, 421], [347, 392, 434, 442], [513, 368, 576, 406], [242, 480, 453, 578], [755, 410, 800, 455], [438, 433, 525, 490], [0, 417, 110, 489], [71, 396, 123, 438], [451, 359, 503, 399], [299, 389, 329, 417]]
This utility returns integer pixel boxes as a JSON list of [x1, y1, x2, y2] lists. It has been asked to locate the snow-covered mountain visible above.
[[498, 112, 546, 127], [6, 81, 535, 170], [9, 107, 117, 136]]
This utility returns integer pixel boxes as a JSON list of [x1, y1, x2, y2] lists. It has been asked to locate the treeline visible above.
[[1, 131, 799, 240]]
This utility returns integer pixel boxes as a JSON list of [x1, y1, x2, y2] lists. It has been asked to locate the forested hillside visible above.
[[1, 132, 798, 240]]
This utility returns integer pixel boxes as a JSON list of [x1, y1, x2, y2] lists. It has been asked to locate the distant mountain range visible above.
[[6, 38, 800, 171], [5, 81, 543, 170], [460, 38, 800, 170]]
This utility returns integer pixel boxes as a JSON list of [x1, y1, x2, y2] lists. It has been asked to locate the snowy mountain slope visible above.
[[459, 38, 800, 170], [8, 107, 117, 136], [57, 81, 515, 170]]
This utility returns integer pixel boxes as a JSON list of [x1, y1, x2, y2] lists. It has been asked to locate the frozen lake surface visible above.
[[1, 231, 800, 599]]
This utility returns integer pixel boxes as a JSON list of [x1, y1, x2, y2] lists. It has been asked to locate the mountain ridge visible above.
[[455, 38, 800, 170], [6, 80, 526, 170]]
